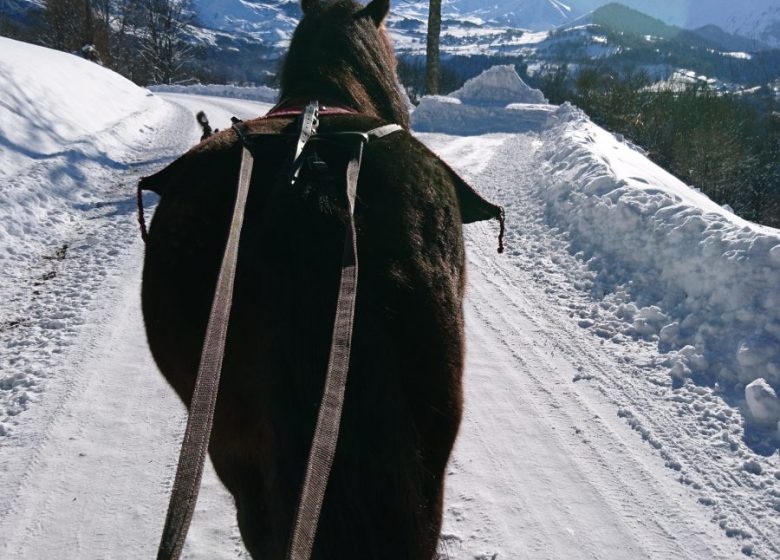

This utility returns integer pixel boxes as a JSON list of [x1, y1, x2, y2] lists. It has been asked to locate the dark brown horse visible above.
[[140, 1, 502, 558]]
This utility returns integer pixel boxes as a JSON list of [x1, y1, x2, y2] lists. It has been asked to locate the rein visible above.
[[155, 101, 401, 560]]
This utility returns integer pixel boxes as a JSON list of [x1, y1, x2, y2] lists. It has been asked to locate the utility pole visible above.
[[426, 0, 441, 95]]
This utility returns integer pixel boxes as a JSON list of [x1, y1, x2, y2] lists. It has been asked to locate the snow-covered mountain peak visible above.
[[449, 0, 580, 30], [192, 0, 300, 45]]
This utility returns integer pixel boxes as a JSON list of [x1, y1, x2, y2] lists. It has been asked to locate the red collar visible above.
[[264, 98, 359, 119]]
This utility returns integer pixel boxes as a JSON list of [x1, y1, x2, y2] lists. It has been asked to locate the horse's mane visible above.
[[280, 0, 410, 129]]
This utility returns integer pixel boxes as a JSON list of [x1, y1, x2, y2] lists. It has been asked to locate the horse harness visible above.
[[153, 101, 402, 560]]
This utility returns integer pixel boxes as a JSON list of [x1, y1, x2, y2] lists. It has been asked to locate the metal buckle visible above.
[[290, 101, 321, 186]]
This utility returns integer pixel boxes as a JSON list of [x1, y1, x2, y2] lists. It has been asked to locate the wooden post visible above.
[[426, 0, 441, 95]]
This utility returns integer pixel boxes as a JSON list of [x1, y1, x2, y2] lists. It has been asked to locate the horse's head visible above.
[[281, 0, 410, 129]]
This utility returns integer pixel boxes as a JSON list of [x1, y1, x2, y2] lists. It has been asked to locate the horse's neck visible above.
[[281, 77, 406, 127]]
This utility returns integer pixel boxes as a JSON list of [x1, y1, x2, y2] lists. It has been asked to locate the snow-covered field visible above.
[[1, 37, 779, 559]]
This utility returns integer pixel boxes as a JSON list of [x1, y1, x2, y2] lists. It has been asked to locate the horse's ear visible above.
[[357, 0, 390, 26], [301, 0, 317, 15]]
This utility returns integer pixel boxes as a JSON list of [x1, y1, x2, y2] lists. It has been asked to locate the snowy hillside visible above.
[[449, 0, 578, 30], [191, 0, 300, 46], [185, 0, 780, 45], [1, 39, 779, 559]]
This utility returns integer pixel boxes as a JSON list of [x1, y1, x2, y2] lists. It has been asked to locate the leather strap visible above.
[[287, 123, 402, 560], [155, 115, 402, 560], [265, 97, 359, 119], [156, 124, 254, 560], [286, 137, 364, 560], [367, 124, 403, 140]]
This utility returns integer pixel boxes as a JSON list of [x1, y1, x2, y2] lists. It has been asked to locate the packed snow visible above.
[[0, 37, 171, 284], [1, 40, 779, 559], [542, 103, 780, 388], [746, 379, 780, 428], [452, 65, 548, 105], [148, 83, 279, 104]]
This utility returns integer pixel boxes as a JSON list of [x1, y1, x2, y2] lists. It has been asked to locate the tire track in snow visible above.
[[425, 132, 738, 560], [0, 95, 271, 559], [0, 100, 194, 518]]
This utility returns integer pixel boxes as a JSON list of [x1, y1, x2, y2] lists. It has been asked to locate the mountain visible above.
[[4, 1, 778, 49], [448, 0, 580, 30], [563, 3, 719, 45], [536, 4, 780, 89], [390, 3, 780, 95], [0, 0, 42, 38], [693, 24, 771, 53], [2, 1, 778, 90], [188, 1, 583, 45], [192, 0, 299, 47], [569, 0, 780, 48]]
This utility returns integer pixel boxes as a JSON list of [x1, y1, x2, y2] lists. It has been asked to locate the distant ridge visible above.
[[562, 3, 766, 52], [692, 25, 770, 53]]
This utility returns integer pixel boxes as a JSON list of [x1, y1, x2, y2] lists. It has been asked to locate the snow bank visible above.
[[412, 65, 553, 134], [0, 37, 169, 264], [541, 103, 780, 392], [148, 83, 279, 104], [416, 65, 780, 396], [0, 37, 163, 178]]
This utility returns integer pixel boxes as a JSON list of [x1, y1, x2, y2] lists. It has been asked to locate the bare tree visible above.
[[40, 0, 108, 61], [426, 0, 441, 94], [82, 0, 94, 46], [41, 0, 85, 51], [139, 0, 192, 84], [102, 0, 148, 78]]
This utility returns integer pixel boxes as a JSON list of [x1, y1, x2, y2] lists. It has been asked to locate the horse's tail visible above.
[[196, 111, 213, 141]]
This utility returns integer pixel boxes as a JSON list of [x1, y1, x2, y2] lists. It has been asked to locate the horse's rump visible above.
[[140, 112, 499, 558]]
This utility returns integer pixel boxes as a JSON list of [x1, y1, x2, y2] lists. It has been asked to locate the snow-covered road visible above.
[[432, 134, 748, 560], [0, 92, 760, 560], [1, 51, 778, 558], [0, 94, 273, 559]]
